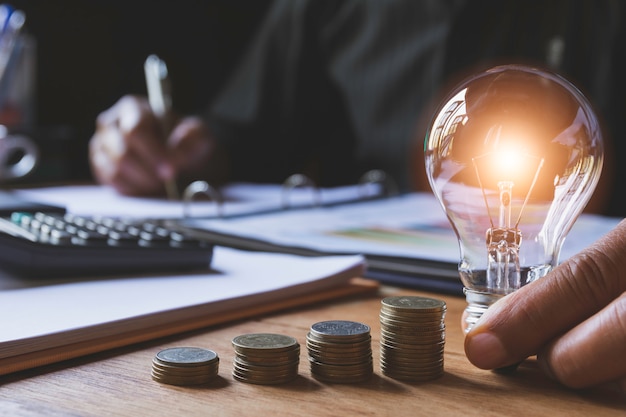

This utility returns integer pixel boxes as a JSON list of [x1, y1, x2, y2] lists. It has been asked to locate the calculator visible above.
[[0, 211, 214, 277]]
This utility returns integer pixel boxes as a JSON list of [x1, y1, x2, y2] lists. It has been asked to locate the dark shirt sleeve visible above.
[[208, 0, 464, 190]]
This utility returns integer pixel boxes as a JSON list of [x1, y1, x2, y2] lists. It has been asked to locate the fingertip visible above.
[[464, 330, 510, 370], [118, 103, 141, 134]]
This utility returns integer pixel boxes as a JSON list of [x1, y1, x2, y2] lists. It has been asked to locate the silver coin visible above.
[[309, 320, 370, 341], [232, 333, 299, 353], [381, 296, 446, 312], [155, 347, 218, 366]]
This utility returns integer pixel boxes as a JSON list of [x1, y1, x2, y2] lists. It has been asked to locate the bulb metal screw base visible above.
[[461, 289, 504, 333]]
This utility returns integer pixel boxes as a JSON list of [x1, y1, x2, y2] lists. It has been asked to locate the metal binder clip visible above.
[[182, 180, 223, 218], [281, 173, 320, 209], [0, 126, 37, 181], [357, 170, 398, 199]]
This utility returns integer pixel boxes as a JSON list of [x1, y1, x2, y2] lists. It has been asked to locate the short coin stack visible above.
[[151, 347, 219, 386], [379, 296, 446, 382], [306, 320, 373, 383], [231, 333, 300, 385]]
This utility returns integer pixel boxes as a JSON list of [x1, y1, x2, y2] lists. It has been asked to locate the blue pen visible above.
[[0, 5, 24, 111], [0, 5, 24, 77], [0, 4, 14, 34]]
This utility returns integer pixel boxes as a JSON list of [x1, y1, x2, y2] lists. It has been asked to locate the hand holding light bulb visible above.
[[425, 65, 604, 332], [465, 219, 626, 393], [425, 65, 626, 392]]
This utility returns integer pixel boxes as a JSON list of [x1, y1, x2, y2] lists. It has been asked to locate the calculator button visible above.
[[138, 231, 170, 247], [170, 232, 203, 248], [73, 229, 108, 245], [49, 229, 73, 245], [107, 230, 138, 246]]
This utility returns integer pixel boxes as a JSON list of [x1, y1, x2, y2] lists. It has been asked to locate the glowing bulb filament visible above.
[[498, 180, 513, 229]]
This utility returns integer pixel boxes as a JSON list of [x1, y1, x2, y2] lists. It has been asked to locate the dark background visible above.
[[4, 1, 625, 217], [5, 0, 271, 183]]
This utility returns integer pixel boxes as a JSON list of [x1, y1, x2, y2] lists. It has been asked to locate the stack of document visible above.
[[173, 192, 621, 292], [16, 183, 622, 293]]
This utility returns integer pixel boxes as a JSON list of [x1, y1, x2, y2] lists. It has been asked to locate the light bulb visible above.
[[424, 64, 603, 332]]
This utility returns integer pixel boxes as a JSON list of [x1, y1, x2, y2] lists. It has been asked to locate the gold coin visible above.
[[151, 370, 216, 386], [232, 367, 299, 385], [234, 357, 299, 373], [306, 333, 372, 349], [151, 363, 219, 377]]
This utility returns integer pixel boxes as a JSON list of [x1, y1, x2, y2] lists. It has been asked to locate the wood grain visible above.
[[1, 286, 624, 416]]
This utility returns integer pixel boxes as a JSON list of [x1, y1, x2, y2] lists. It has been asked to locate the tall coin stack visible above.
[[379, 296, 446, 382], [306, 320, 373, 383], [151, 347, 220, 386], [231, 333, 300, 385]]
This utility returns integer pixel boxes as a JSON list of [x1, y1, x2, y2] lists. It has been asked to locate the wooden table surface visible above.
[[1, 285, 624, 416]]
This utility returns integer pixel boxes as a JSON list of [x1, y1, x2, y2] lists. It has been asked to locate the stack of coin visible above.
[[151, 347, 219, 386], [231, 333, 300, 385], [379, 296, 446, 382], [306, 320, 373, 383]]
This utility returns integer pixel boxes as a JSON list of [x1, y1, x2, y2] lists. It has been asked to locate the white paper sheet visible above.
[[14, 182, 378, 219], [181, 193, 623, 264], [0, 247, 364, 356]]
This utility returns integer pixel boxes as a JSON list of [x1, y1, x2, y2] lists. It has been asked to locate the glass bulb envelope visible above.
[[424, 64, 603, 331]]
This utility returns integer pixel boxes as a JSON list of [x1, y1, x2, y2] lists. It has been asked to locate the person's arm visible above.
[[464, 219, 626, 392]]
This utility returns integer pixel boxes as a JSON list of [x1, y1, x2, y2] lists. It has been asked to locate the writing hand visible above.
[[89, 95, 171, 196], [89, 95, 222, 196]]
